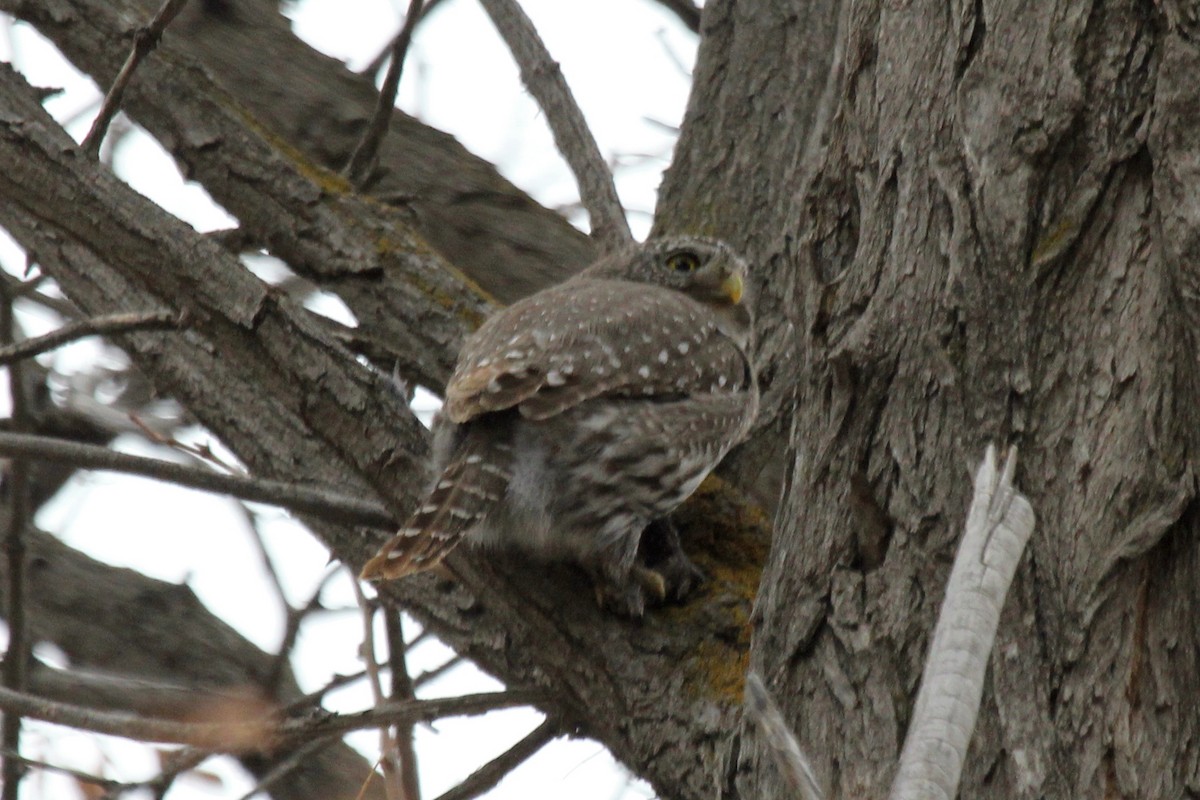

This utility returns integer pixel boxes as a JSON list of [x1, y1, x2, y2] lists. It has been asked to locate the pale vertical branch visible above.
[[477, 0, 633, 252], [888, 445, 1036, 800], [0, 270, 32, 800], [81, 0, 190, 157]]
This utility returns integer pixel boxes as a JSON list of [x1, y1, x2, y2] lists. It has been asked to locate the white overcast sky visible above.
[[0, 2, 697, 798]]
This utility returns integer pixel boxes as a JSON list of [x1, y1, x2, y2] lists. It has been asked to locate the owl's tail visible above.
[[360, 430, 510, 581]]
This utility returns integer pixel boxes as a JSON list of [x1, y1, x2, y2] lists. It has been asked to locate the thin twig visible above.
[[267, 563, 342, 695], [361, 0, 450, 76], [0, 432, 397, 530], [0, 748, 123, 793], [81, 0, 191, 157], [281, 666, 383, 715], [647, 0, 701, 33], [0, 309, 183, 366], [141, 748, 212, 800], [353, 581, 405, 800], [413, 654, 465, 690], [744, 673, 823, 800], [477, 0, 633, 252], [279, 651, 462, 719], [0, 684, 545, 749], [345, 0, 425, 187], [432, 719, 557, 800], [384, 607, 422, 800], [0, 271, 32, 800]]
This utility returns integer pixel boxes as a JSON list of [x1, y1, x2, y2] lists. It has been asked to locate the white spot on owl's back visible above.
[[637, 366, 650, 378], [658, 350, 669, 363], [465, 454, 483, 464], [678, 342, 690, 355], [546, 370, 566, 386]]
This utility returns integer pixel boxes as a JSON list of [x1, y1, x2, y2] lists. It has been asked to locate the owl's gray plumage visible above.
[[361, 236, 758, 615]]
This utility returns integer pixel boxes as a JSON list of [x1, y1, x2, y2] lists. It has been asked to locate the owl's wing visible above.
[[443, 279, 749, 423]]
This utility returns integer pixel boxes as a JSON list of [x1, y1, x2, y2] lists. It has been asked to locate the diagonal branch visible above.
[[81, 0, 189, 157], [647, 0, 701, 34], [478, 0, 633, 252], [0, 432, 397, 529], [0, 684, 545, 749], [888, 446, 1036, 800], [432, 718, 557, 800], [744, 673, 823, 800], [345, 0, 425, 187], [0, 309, 183, 365]]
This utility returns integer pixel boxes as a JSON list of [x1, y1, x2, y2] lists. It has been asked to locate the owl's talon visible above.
[[642, 517, 707, 601], [633, 566, 668, 603]]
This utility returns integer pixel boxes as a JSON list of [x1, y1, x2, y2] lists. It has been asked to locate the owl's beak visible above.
[[721, 273, 745, 305]]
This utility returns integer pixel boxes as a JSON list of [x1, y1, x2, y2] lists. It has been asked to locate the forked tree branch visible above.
[[478, 0, 633, 252], [345, 0, 425, 187], [888, 446, 1036, 800], [81, 0, 189, 157]]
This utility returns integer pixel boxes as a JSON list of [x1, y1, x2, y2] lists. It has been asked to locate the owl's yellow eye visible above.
[[665, 250, 701, 272]]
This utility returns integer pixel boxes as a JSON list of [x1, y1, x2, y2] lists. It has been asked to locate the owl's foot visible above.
[[591, 565, 666, 618], [641, 517, 707, 601]]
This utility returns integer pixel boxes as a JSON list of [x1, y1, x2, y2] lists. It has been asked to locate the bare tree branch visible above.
[[345, 0, 425, 188], [0, 432, 397, 529], [477, 0, 633, 252], [888, 446, 1036, 800], [0, 309, 183, 365], [0, 684, 545, 749], [81, 0, 189, 157], [0, 273, 32, 800], [647, 0, 701, 33], [353, 581, 408, 800], [432, 718, 557, 800], [384, 608, 422, 800], [0, 748, 123, 794]]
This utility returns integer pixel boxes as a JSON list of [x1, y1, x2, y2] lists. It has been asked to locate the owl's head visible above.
[[585, 235, 753, 346]]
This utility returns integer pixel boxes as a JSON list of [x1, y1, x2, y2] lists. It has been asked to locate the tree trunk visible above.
[[664, 0, 1200, 796], [1, 0, 1198, 798]]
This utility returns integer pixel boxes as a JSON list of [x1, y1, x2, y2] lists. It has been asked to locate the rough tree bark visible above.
[[1, 0, 1198, 799]]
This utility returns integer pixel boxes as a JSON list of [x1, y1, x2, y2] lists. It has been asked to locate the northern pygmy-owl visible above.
[[361, 236, 758, 616]]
